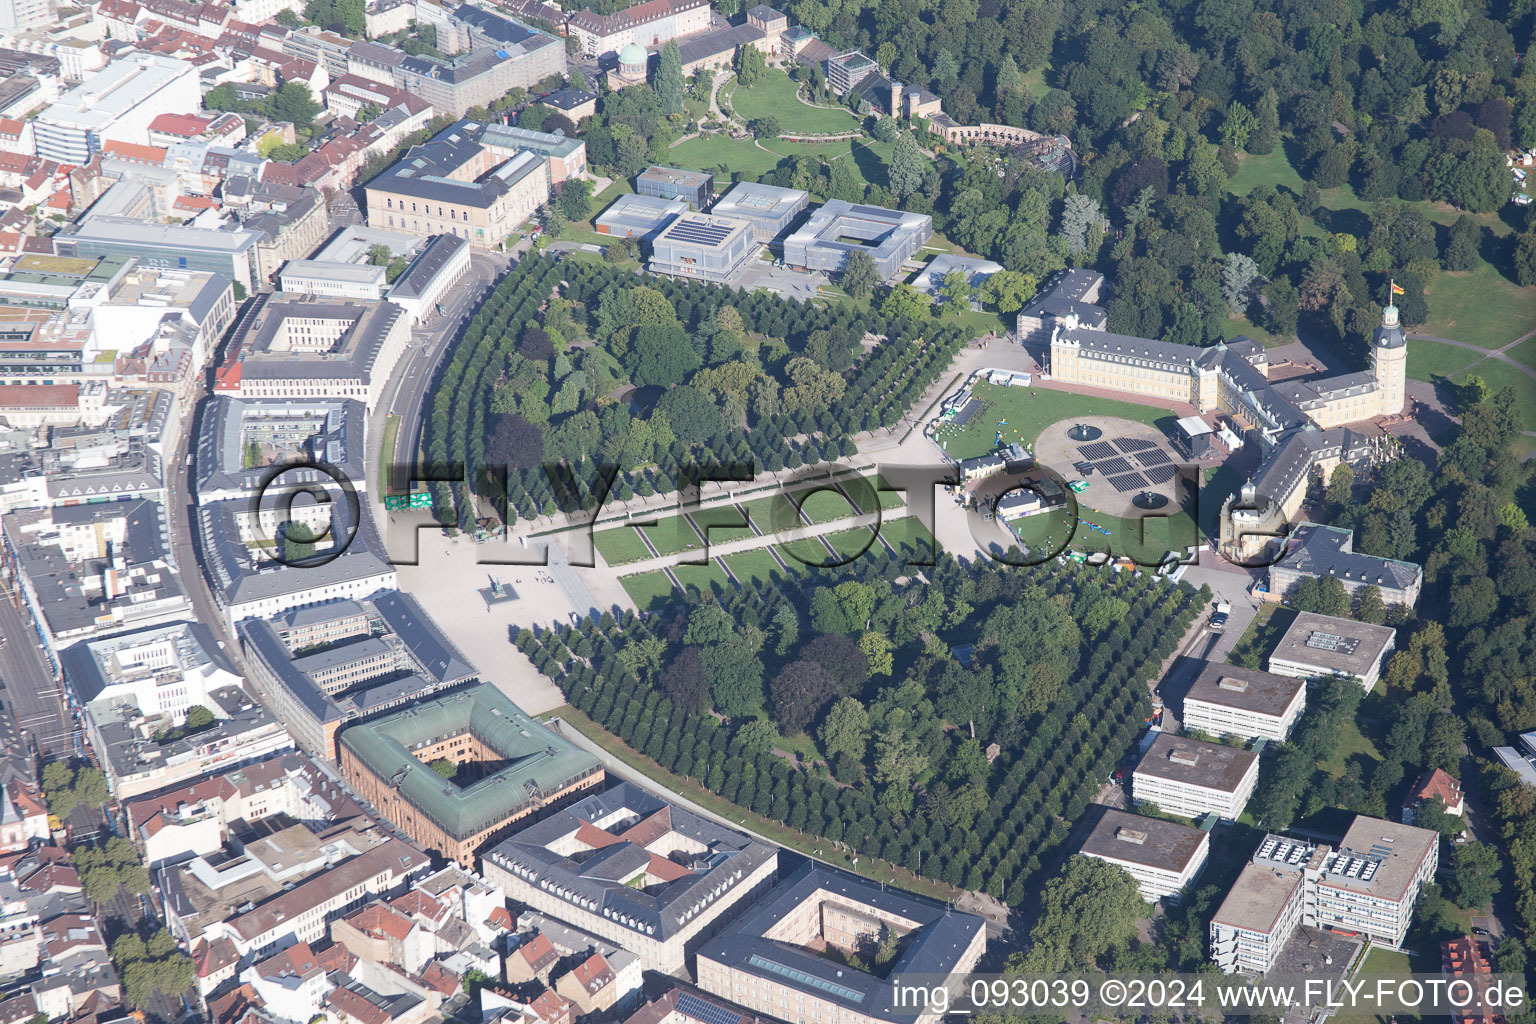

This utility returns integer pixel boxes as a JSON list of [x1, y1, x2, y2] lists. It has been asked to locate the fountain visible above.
[[1066, 423, 1102, 442]]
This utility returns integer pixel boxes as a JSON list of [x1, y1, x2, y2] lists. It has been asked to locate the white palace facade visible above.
[[1022, 270, 1407, 559]]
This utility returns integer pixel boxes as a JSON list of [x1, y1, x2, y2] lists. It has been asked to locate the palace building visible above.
[[1028, 271, 1407, 564]]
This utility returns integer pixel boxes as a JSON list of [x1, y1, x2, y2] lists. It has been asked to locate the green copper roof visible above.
[[339, 684, 601, 840]]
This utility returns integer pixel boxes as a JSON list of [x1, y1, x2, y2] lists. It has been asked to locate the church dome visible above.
[[618, 43, 647, 73]]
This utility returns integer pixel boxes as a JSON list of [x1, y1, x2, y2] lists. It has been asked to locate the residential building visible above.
[[1266, 610, 1397, 690], [637, 165, 713, 209], [125, 751, 368, 868], [709, 181, 809, 243], [484, 783, 776, 973], [238, 591, 479, 760], [647, 212, 759, 283], [1131, 733, 1260, 821], [1403, 768, 1465, 824], [1180, 662, 1307, 743], [595, 193, 686, 242], [567, 0, 711, 59], [1210, 818, 1439, 974], [782, 199, 933, 279], [1079, 809, 1209, 904], [1266, 523, 1423, 609], [0, 499, 191, 664], [695, 862, 986, 1024], [338, 684, 603, 869], [1442, 936, 1507, 1024], [34, 54, 199, 163], [622, 986, 779, 1024]]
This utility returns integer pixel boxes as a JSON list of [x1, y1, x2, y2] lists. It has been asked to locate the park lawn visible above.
[[933, 381, 1175, 460], [729, 72, 860, 134], [1406, 338, 1485, 382], [822, 525, 883, 561], [1503, 334, 1536, 372], [1220, 313, 1291, 348], [593, 526, 652, 566], [620, 570, 677, 612], [666, 135, 785, 179], [879, 516, 938, 560], [688, 504, 757, 546], [1419, 260, 1536, 351], [1451, 358, 1536, 431], [1021, 63, 1053, 100], [741, 492, 811, 535], [638, 516, 701, 557], [799, 488, 860, 525], [1007, 506, 1200, 566], [1317, 713, 1383, 778], [1225, 150, 1307, 198], [722, 547, 788, 586], [671, 560, 731, 594]]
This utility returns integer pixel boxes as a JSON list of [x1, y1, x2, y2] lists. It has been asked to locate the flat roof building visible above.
[[647, 213, 760, 283], [909, 253, 1002, 302], [34, 54, 200, 163], [1131, 733, 1259, 822], [1181, 662, 1307, 743], [696, 862, 986, 1024], [594, 192, 686, 243], [482, 781, 778, 973], [338, 684, 604, 869], [709, 181, 810, 243], [637, 166, 713, 210], [782, 200, 933, 280], [1210, 817, 1438, 975], [1080, 809, 1209, 904], [1267, 610, 1397, 690]]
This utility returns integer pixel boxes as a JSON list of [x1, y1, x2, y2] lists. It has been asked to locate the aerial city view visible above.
[[0, 0, 1534, 1020]]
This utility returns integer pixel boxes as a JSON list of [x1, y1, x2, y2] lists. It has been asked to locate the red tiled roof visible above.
[[326, 984, 392, 1024], [208, 985, 263, 1024], [528, 990, 575, 1024], [1411, 768, 1463, 809], [574, 820, 622, 849], [150, 112, 213, 136], [519, 932, 558, 971], [103, 141, 168, 164], [255, 940, 320, 980], [0, 384, 79, 408], [571, 952, 614, 994], [18, 863, 80, 893], [419, 960, 460, 996], [345, 902, 415, 942], [195, 937, 240, 978]]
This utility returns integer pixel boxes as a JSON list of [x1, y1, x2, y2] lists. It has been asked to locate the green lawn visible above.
[[672, 561, 731, 594], [722, 547, 788, 585], [1406, 338, 1485, 382], [799, 488, 860, 525], [1220, 313, 1292, 348], [1317, 711, 1383, 778], [1225, 150, 1307, 197], [620, 570, 677, 611], [1508, 335, 1536, 371], [665, 134, 892, 191], [879, 516, 938, 560], [728, 71, 860, 134], [1419, 260, 1536, 351], [688, 504, 757, 546], [1450, 358, 1536, 431], [822, 525, 883, 560], [1006, 505, 1200, 566], [741, 492, 811, 535], [638, 517, 700, 557], [593, 525, 652, 566], [933, 381, 1176, 460]]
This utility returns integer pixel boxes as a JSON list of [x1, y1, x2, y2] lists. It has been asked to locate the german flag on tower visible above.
[[1390, 281, 1404, 296]]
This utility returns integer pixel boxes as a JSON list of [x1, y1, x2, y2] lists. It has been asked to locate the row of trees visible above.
[[419, 255, 970, 527], [520, 551, 1203, 903]]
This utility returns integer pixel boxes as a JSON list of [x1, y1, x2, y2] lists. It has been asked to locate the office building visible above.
[[390, 33, 566, 117], [278, 261, 388, 300], [1079, 809, 1209, 904], [239, 592, 479, 761], [647, 212, 759, 282], [909, 253, 1002, 305], [59, 620, 242, 725], [1131, 733, 1259, 821], [482, 782, 778, 973], [1267, 610, 1397, 690], [34, 55, 199, 163], [637, 165, 713, 209], [338, 684, 603, 869], [58, 217, 264, 294], [696, 863, 986, 1024], [1210, 818, 1439, 974], [1181, 662, 1307, 743], [213, 294, 412, 412], [476, 122, 588, 185], [595, 192, 687, 243], [782, 200, 933, 279], [709, 181, 809, 243]]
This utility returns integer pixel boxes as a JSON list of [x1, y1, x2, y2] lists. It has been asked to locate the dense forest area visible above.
[[418, 255, 970, 524], [521, 552, 1204, 904]]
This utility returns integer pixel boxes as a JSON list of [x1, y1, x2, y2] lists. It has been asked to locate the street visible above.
[[0, 578, 75, 763]]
